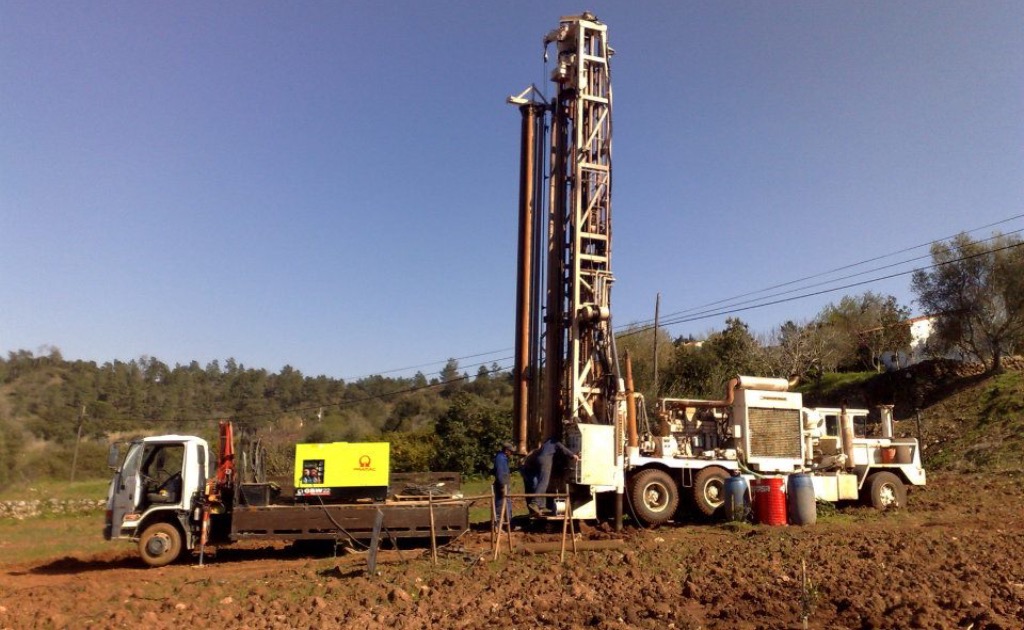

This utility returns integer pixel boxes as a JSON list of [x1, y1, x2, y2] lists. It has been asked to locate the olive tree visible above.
[[912, 232, 1024, 373]]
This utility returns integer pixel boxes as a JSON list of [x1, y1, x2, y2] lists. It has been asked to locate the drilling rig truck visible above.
[[507, 13, 925, 528]]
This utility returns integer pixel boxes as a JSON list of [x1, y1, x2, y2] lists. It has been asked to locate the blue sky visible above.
[[2, 2, 1022, 380]]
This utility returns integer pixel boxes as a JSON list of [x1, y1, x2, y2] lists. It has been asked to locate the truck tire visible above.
[[693, 467, 730, 517], [139, 521, 183, 567], [864, 471, 907, 510], [630, 469, 679, 527]]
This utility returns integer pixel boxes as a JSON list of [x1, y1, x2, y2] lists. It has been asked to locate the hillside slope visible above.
[[802, 359, 1024, 472]]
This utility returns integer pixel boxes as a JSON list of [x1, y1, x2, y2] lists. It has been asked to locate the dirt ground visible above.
[[1, 471, 1022, 630]]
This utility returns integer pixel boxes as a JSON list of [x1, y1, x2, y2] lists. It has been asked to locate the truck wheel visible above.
[[693, 467, 730, 517], [630, 469, 679, 527], [864, 472, 907, 510], [139, 521, 183, 567]]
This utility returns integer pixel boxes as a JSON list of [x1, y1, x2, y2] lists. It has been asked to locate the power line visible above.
[[631, 228, 1024, 329], [619, 238, 1024, 338], [625, 212, 1024, 329], [340, 347, 510, 382], [342, 213, 1024, 385]]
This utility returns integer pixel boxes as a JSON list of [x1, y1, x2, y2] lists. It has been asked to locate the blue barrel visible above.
[[723, 474, 750, 522], [787, 473, 817, 526]]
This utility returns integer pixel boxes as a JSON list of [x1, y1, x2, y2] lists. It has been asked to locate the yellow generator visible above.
[[294, 442, 390, 502]]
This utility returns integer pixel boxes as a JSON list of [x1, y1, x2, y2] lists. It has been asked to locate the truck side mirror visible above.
[[107, 444, 121, 470]]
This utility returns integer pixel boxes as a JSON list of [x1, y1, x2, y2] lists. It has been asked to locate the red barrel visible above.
[[751, 478, 787, 526]]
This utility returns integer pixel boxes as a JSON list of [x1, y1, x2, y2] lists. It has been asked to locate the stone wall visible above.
[[0, 498, 106, 520]]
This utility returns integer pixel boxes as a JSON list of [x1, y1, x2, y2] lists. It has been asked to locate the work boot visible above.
[[528, 504, 543, 516]]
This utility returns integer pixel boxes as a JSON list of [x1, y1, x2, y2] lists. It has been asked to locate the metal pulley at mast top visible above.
[[509, 13, 620, 454]]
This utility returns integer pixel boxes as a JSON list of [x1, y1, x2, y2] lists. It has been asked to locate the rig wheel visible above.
[[864, 471, 907, 510], [692, 467, 730, 517], [139, 521, 183, 567], [630, 469, 679, 527]]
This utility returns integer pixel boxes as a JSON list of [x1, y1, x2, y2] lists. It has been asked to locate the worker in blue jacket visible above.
[[493, 442, 514, 525], [520, 446, 541, 515], [532, 437, 579, 514]]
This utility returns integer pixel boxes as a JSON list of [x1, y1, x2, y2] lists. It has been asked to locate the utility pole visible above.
[[653, 293, 661, 398], [70, 404, 86, 482]]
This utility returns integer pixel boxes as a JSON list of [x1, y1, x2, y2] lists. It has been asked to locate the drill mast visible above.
[[511, 12, 620, 453]]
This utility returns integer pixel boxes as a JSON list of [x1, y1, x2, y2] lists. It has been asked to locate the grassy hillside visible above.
[[917, 369, 1024, 471]]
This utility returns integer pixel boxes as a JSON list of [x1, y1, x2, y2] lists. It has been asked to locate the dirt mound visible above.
[[2, 471, 1022, 629]]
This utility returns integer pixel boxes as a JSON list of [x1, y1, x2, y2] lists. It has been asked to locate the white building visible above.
[[880, 315, 965, 370]]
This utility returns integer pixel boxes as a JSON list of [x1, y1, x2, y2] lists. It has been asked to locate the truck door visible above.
[[109, 442, 145, 538]]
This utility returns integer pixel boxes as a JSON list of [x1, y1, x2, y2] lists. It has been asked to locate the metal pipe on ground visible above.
[[521, 540, 624, 554]]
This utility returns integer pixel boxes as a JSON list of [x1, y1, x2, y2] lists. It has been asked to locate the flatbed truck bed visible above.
[[227, 499, 470, 542]]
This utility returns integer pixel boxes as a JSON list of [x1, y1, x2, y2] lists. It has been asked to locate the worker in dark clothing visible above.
[[520, 446, 542, 515], [533, 437, 579, 514], [493, 442, 514, 524]]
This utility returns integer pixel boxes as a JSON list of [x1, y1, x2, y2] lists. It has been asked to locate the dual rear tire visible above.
[[629, 469, 678, 526], [629, 466, 731, 526]]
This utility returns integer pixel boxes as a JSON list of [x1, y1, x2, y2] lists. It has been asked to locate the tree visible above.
[[615, 324, 674, 400], [817, 292, 912, 371], [439, 358, 463, 397], [0, 414, 24, 489], [661, 318, 769, 398], [765, 320, 833, 380], [664, 342, 719, 398], [431, 393, 510, 475], [703, 318, 765, 376], [912, 232, 1024, 373], [384, 428, 437, 472], [867, 295, 913, 370]]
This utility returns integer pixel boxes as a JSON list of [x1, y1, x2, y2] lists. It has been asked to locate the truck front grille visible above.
[[747, 407, 801, 458]]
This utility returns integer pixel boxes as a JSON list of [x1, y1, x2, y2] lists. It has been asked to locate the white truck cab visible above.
[[105, 435, 210, 566]]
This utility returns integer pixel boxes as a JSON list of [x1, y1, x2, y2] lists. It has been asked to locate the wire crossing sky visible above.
[[2, 2, 1022, 379]]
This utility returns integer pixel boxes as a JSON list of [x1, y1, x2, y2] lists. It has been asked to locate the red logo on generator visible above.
[[358, 455, 372, 469]]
